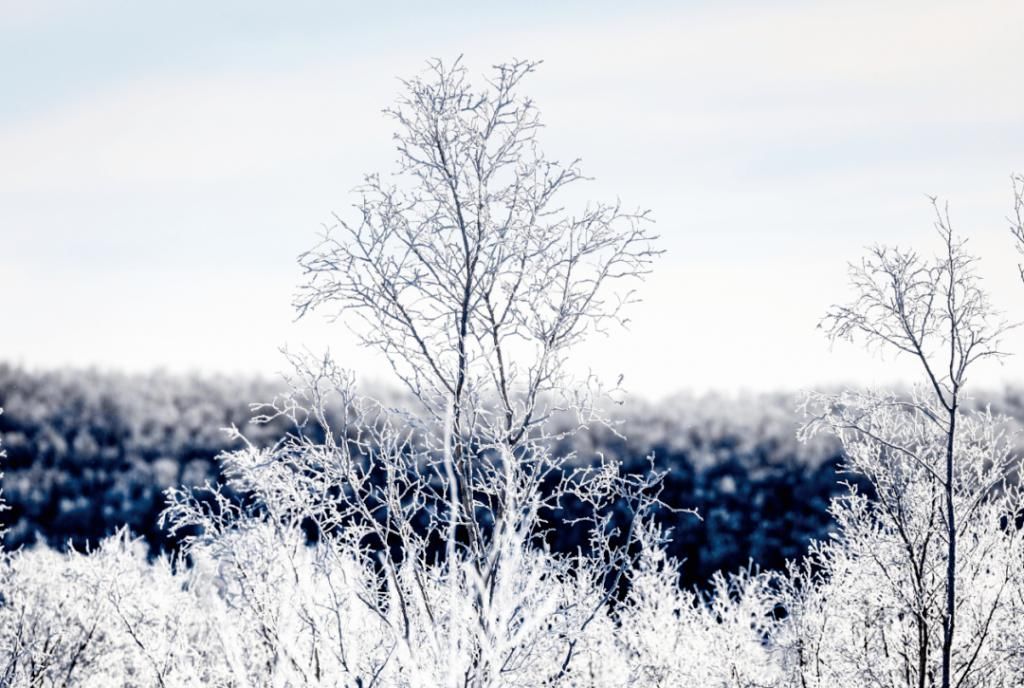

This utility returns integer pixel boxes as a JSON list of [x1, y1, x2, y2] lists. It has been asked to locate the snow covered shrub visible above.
[[599, 522, 780, 687], [0, 531, 241, 687], [774, 398, 1024, 688], [161, 356, 673, 687]]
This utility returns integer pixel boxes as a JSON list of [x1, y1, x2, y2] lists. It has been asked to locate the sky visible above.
[[2, 0, 1023, 397]]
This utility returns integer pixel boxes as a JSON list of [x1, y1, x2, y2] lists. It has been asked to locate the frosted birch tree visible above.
[[780, 201, 1024, 688], [163, 57, 677, 687]]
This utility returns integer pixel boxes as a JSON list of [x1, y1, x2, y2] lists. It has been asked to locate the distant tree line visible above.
[[0, 365, 287, 553], [3, 363, 1020, 587]]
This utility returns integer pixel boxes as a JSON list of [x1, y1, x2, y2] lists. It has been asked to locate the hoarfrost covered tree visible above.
[[778, 201, 1024, 688], [289, 56, 661, 571], [156, 58, 781, 688]]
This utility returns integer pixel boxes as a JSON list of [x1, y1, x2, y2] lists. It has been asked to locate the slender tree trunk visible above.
[[918, 609, 928, 688], [941, 406, 957, 688]]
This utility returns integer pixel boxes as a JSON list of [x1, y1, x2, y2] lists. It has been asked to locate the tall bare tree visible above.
[[293, 56, 660, 564], [811, 200, 1015, 688], [165, 58, 670, 687]]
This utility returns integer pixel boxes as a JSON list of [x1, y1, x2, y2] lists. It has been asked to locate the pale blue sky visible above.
[[3, 0, 1023, 395]]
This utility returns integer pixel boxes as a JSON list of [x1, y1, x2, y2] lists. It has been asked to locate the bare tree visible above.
[[165, 58, 674, 687], [806, 200, 1016, 688], [294, 58, 659, 539]]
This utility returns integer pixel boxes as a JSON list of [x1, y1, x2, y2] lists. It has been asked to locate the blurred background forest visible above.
[[4, 362, 1023, 588]]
